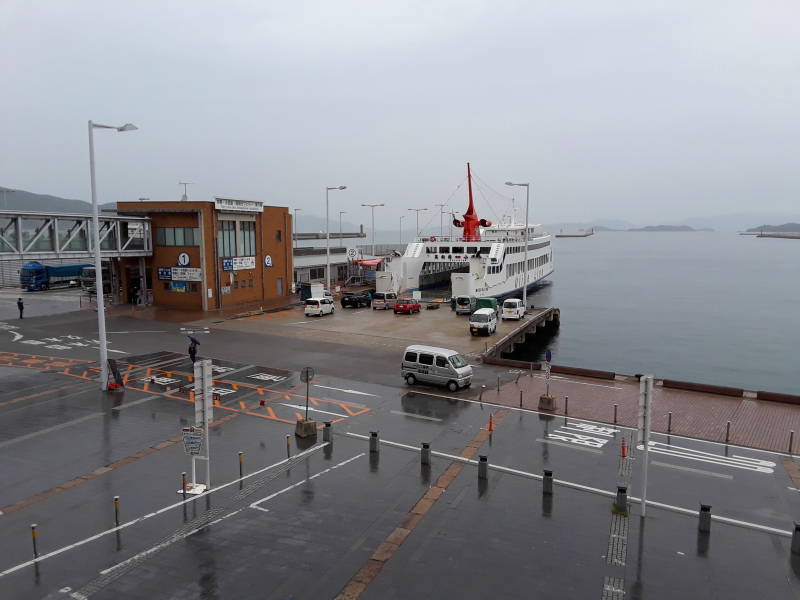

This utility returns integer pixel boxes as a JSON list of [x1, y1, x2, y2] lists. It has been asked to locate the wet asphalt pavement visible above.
[[1, 304, 800, 598]]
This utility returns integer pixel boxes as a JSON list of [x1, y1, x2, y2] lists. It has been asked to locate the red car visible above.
[[394, 298, 421, 314]]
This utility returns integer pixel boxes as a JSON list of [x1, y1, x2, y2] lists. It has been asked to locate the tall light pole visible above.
[[399, 215, 405, 245], [88, 120, 138, 390], [434, 203, 447, 237], [361, 203, 384, 257], [505, 181, 530, 310], [179, 182, 193, 201], [338, 211, 347, 247], [293, 208, 302, 253], [325, 185, 346, 292], [408, 208, 428, 239]]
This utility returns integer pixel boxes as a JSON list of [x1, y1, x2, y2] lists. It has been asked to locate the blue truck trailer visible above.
[[20, 261, 93, 291]]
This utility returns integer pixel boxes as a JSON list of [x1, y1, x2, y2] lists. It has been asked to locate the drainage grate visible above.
[[601, 576, 626, 599]]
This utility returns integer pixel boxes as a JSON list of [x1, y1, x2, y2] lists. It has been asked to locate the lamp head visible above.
[[117, 123, 138, 132], [338, 185, 347, 190], [505, 181, 515, 186]]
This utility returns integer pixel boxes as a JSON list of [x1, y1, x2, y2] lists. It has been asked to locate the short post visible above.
[[286, 434, 291, 458], [181, 472, 187, 501], [667, 412, 672, 434], [564, 396, 569, 415], [369, 431, 379, 454], [543, 469, 553, 495], [519, 390, 523, 408], [30, 523, 38, 558], [529, 362, 533, 377], [698, 504, 712, 533], [113, 495, 120, 527], [421, 442, 431, 466], [479, 385, 486, 402], [613, 404, 618, 424], [516, 371, 521, 385], [613, 485, 628, 515], [725, 421, 731, 444], [790, 431, 795, 455], [238, 451, 244, 480], [478, 455, 488, 480], [323, 421, 332, 442], [496, 376, 500, 393], [791, 522, 800, 555]]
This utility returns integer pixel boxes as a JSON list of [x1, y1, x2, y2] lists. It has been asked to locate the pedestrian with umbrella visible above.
[[188, 334, 200, 364]]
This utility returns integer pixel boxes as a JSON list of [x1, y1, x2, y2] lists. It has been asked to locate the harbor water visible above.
[[514, 232, 799, 395]]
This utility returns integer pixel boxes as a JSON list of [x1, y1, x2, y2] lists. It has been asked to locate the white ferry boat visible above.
[[382, 164, 554, 299]]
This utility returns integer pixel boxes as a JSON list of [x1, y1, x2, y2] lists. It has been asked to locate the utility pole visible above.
[[361, 203, 384, 257], [408, 208, 428, 239], [434, 203, 447, 237], [339, 211, 347, 248]]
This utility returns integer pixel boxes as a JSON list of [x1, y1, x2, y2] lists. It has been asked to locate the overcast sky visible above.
[[2, 1, 798, 229]]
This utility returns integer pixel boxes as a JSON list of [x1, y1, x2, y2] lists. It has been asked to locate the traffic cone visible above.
[[488, 413, 494, 432], [621, 437, 627, 458]]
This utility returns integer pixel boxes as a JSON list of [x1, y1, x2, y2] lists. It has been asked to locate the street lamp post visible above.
[[293, 208, 302, 254], [505, 181, 530, 310], [325, 185, 346, 292], [361, 203, 384, 257], [338, 211, 347, 248], [88, 120, 138, 390], [408, 208, 428, 239], [1, 189, 15, 210], [434, 203, 446, 237], [399, 215, 405, 245]]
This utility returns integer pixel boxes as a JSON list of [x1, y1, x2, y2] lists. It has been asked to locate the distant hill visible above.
[[746, 223, 800, 233], [0, 186, 117, 214], [628, 225, 713, 232], [680, 212, 800, 232]]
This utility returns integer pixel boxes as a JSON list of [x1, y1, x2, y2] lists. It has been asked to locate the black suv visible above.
[[341, 291, 372, 308]]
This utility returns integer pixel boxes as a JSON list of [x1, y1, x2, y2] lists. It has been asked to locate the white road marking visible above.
[[314, 385, 379, 397], [10, 331, 22, 342], [111, 395, 163, 410], [389, 410, 443, 422], [651, 460, 733, 480], [536, 437, 603, 454], [530, 374, 622, 390], [0, 412, 103, 449], [93, 347, 128, 354], [0, 443, 329, 578], [279, 403, 348, 418], [644, 441, 775, 474], [249, 453, 364, 513], [344, 432, 791, 538], [106, 331, 167, 334], [288, 321, 310, 324]]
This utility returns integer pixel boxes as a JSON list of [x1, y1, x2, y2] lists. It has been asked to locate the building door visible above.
[[276, 277, 283, 296]]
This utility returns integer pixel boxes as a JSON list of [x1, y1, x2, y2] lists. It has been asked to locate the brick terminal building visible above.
[[116, 197, 291, 311]]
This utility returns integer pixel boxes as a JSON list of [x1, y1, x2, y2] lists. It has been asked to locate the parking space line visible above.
[[389, 410, 442, 422], [535, 438, 603, 454], [651, 460, 733, 480]]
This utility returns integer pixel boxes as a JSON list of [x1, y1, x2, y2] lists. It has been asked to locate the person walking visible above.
[[189, 341, 198, 364], [17, 297, 23, 319]]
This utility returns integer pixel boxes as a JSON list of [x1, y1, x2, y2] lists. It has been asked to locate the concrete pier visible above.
[[482, 307, 560, 359]]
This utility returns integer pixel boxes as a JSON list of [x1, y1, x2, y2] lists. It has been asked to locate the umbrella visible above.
[[187, 335, 201, 346]]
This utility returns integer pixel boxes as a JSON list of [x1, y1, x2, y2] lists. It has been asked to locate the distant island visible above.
[[745, 223, 800, 233], [627, 225, 713, 232]]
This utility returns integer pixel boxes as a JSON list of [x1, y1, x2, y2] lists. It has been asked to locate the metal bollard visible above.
[[725, 421, 730, 444], [181, 472, 187, 501], [519, 390, 523, 408], [613, 404, 618, 424], [699, 504, 712, 533], [238, 452, 244, 480], [369, 431, 379, 454], [790, 431, 795, 455], [421, 442, 431, 465], [565, 396, 569, 415], [543, 469, 553, 495], [31, 523, 38, 558], [479, 385, 486, 402], [497, 376, 500, 393], [323, 421, 332, 442], [286, 434, 291, 458], [529, 363, 533, 378], [478, 455, 488, 480], [792, 522, 800, 554], [113, 496, 120, 527], [613, 486, 628, 515], [668, 412, 672, 434], [516, 371, 521, 385]]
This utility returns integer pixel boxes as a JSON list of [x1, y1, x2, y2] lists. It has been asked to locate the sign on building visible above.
[[223, 257, 256, 271], [214, 197, 263, 213], [171, 267, 202, 281], [158, 267, 172, 280]]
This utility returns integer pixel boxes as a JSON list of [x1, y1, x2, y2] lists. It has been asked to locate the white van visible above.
[[454, 295, 476, 315], [401, 345, 472, 392], [304, 297, 335, 317], [469, 307, 497, 335], [501, 298, 525, 320], [372, 291, 397, 310]]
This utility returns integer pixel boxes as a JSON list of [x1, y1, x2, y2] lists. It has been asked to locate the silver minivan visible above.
[[401, 344, 473, 392], [372, 292, 397, 310]]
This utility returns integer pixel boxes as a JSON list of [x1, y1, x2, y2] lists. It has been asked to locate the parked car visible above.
[[394, 298, 421, 314], [469, 307, 497, 335], [501, 298, 525, 320], [372, 292, 397, 310], [304, 297, 335, 317], [454, 295, 476, 315], [401, 344, 473, 392], [341, 291, 371, 308]]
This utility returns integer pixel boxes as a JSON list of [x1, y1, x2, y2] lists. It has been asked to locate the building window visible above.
[[248, 279, 253, 288], [276, 277, 283, 296], [310, 267, 324, 280], [239, 221, 256, 256], [156, 227, 200, 247], [275, 229, 282, 242], [218, 221, 236, 258]]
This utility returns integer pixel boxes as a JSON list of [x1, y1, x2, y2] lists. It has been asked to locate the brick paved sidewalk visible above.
[[483, 371, 800, 454]]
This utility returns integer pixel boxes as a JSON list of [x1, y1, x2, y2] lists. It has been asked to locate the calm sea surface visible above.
[[515, 232, 799, 395]]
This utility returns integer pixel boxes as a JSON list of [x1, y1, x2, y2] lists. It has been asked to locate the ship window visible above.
[[451, 246, 464, 253], [438, 247, 449, 254], [467, 246, 477, 253]]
